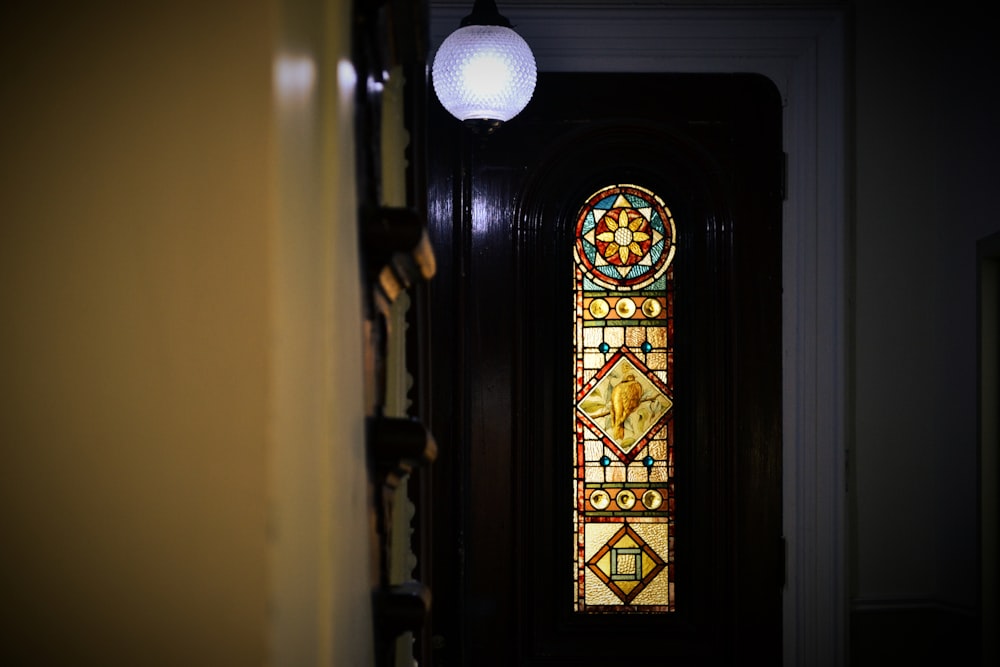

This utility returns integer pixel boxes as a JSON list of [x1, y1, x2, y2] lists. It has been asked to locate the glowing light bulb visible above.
[[431, 8, 536, 132]]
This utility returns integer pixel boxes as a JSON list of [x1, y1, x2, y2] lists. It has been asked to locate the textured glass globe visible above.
[[432, 25, 537, 123]]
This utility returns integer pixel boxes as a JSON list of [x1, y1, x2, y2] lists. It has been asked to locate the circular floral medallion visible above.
[[574, 184, 676, 290]]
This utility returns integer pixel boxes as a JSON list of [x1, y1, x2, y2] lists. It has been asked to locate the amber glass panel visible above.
[[573, 184, 675, 612]]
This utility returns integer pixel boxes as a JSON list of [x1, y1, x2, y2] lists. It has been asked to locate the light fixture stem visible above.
[[460, 0, 512, 28]]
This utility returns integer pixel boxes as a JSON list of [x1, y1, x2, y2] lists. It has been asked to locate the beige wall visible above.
[[0, 1, 371, 665]]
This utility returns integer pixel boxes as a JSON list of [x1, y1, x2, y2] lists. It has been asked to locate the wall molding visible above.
[[852, 597, 977, 616], [430, 5, 848, 666]]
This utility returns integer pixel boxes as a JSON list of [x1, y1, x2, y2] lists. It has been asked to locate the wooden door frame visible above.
[[429, 5, 849, 666], [978, 231, 1000, 666]]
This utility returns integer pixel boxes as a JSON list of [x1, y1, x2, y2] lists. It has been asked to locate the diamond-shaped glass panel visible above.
[[586, 523, 666, 604], [576, 353, 671, 455]]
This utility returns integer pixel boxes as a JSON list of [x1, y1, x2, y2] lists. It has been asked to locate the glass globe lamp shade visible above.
[[432, 23, 537, 131]]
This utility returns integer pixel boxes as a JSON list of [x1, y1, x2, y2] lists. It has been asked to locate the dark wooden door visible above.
[[425, 72, 783, 666]]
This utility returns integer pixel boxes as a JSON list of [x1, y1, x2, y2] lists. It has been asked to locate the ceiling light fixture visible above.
[[431, 0, 537, 134]]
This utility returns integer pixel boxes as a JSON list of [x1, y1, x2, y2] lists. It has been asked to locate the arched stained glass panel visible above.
[[573, 183, 676, 613]]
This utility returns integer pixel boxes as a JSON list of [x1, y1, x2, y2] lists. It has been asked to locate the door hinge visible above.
[[780, 151, 788, 201], [780, 535, 787, 589]]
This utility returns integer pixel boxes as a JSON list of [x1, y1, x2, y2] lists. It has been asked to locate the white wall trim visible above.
[[430, 5, 848, 666]]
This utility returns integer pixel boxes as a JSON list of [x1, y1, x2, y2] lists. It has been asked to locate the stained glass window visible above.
[[573, 183, 676, 612]]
